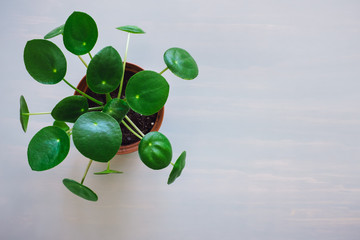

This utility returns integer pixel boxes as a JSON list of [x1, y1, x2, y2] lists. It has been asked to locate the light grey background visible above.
[[1, 0, 360, 239]]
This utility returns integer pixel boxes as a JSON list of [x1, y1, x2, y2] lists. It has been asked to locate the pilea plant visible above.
[[20, 11, 198, 201]]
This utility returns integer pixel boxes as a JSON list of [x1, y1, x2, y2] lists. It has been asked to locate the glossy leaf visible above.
[[24, 39, 67, 84], [63, 11, 98, 55], [125, 71, 169, 116], [51, 95, 88, 123], [167, 151, 186, 184], [102, 98, 129, 123], [63, 178, 98, 201], [87, 46, 123, 94], [164, 47, 198, 80], [138, 132, 172, 170], [20, 95, 29, 132], [53, 121, 70, 132], [116, 25, 145, 34], [44, 24, 64, 39], [27, 126, 70, 171], [72, 112, 122, 162]]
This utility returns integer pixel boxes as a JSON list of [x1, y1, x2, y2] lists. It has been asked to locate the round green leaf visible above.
[[63, 178, 98, 201], [24, 39, 67, 84], [167, 151, 186, 184], [51, 95, 88, 123], [86, 46, 123, 94], [20, 95, 29, 132], [125, 71, 169, 116], [44, 24, 64, 39], [63, 11, 98, 55], [27, 126, 70, 171], [72, 112, 122, 162], [164, 47, 198, 80], [102, 98, 129, 123], [138, 132, 172, 170], [53, 120, 70, 132], [116, 25, 145, 34]]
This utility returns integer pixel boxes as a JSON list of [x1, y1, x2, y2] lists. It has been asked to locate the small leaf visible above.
[[138, 132, 172, 170], [63, 11, 98, 55], [164, 47, 198, 80], [63, 178, 98, 201], [102, 98, 129, 123], [44, 24, 64, 39], [51, 95, 89, 123], [27, 126, 70, 171], [125, 71, 169, 116], [167, 151, 186, 184], [86, 46, 123, 94], [20, 95, 29, 132], [72, 112, 122, 162], [116, 25, 145, 34], [94, 169, 123, 175], [53, 121, 70, 132], [24, 39, 67, 84]]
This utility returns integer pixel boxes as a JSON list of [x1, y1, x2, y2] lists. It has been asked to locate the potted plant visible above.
[[20, 11, 198, 201]]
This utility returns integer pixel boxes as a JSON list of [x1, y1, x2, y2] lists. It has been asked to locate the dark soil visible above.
[[84, 70, 158, 146]]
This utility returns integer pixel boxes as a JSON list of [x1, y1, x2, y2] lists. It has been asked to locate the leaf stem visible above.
[[88, 106, 104, 111], [117, 33, 131, 99], [121, 120, 142, 140], [62, 78, 103, 106], [88, 52, 93, 59], [22, 112, 51, 115], [81, 159, 93, 185], [78, 55, 88, 68], [159, 67, 169, 75], [107, 161, 110, 170], [124, 115, 145, 137]]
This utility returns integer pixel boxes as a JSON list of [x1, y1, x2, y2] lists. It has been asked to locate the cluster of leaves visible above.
[[20, 11, 198, 201]]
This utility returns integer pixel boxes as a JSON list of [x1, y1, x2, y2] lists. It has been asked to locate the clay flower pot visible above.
[[74, 62, 165, 154]]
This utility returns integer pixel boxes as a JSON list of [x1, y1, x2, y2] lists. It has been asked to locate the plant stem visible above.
[[171, 162, 175, 166], [81, 159, 93, 185], [159, 67, 169, 75], [88, 106, 104, 111], [117, 33, 131, 99], [78, 55, 88, 68], [22, 112, 51, 115], [124, 115, 145, 137], [106, 93, 112, 103], [121, 120, 143, 140], [62, 78, 103, 106], [88, 52, 93, 59], [107, 161, 110, 170]]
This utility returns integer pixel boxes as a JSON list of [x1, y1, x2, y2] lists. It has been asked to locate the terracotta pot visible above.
[[74, 62, 165, 155]]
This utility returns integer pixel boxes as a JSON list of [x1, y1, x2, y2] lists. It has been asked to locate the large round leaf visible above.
[[125, 71, 169, 116], [164, 47, 198, 80], [63, 11, 98, 55], [27, 126, 70, 171], [20, 95, 29, 132], [51, 95, 88, 123], [44, 24, 64, 39], [138, 132, 172, 170], [168, 151, 186, 184], [72, 112, 122, 162], [63, 178, 98, 201], [116, 25, 145, 34], [24, 39, 67, 84], [86, 46, 123, 94], [102, 98, 130, 123]]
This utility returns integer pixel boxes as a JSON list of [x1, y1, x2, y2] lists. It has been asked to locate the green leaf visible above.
[[102, 98, 129, 123], [125, 71, 169, 116], [116, 25, 145, 34], [27, 126, 70, 171], [44, 24, 64, 39], [86, 46, 123, 94], [20, 95, 29, 132], [63, 178, 98, 201], [51, 95, 89, 123], [167, 151, 186, 184], [63, 11, 98, 55], [164, 47, 198, 80], [53, 121, 70, 132], [138, 132, 172, 170], [94, 169, 123, 175], [24, 39, 67, 84], [72, 112, 122, 162]]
